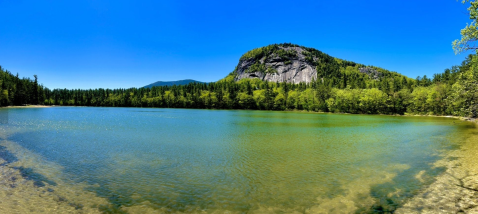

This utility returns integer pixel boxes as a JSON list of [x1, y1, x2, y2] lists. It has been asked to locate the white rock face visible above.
[[234, 47, 318, 84]]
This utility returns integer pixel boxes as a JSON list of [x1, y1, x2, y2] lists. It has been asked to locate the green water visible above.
[[0, 107, 475, 213]]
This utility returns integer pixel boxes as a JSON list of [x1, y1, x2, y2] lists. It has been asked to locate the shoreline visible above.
[[0, 157, 104, 213], [0, 137, 108, 213], [5, 104, 478, 122], [395, 120, 478, 213], [2, 103, 477, 119], [4, 105, 53, 108], [0, 106, 477, 213]]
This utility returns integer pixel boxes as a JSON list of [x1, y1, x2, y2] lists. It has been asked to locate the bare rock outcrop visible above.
[[359, 67, 382, 80], [234, 46, 318, 84], [233, 44, 386, 84]]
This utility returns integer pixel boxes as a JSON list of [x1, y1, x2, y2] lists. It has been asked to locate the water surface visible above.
[[0, 107, 475, 213]]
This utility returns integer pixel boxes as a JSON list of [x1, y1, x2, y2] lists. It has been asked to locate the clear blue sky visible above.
[[0, 0, 473, 89]]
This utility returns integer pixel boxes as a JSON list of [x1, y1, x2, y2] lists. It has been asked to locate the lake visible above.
[[0, 107, 475, 213]]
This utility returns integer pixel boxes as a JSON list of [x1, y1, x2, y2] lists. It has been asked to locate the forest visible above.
[[0, 52, 476, 118], [1, 1, 477, 118], [0, 66, 43, 106]]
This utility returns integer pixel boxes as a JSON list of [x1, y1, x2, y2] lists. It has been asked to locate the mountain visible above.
[[143, 44, 409, 89], [143, 79, 204, 88], [232, 43, 404, 84]]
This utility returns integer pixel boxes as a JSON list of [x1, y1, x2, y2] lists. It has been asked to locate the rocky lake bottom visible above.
[[0, 107, 477, 213]]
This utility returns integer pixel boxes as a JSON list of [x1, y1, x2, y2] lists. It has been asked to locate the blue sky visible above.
[[0, 0, 473, 89]]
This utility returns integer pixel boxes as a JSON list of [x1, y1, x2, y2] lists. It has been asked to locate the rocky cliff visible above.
[[234, 45, 318, 83], [233, 43, 386, 84]]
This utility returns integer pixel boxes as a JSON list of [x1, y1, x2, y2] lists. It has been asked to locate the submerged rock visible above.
[[395, 128, 478, 214]]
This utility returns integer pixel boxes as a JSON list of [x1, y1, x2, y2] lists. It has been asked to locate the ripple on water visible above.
[[0, 107, 475, 213]]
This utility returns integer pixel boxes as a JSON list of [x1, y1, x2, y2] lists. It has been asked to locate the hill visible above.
[[232, 43, 410, 87], [6, 43, 474, 117], [143, 79, 204, 88]]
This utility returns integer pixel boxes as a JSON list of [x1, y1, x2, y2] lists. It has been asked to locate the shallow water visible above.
[[0, 107, 475, 213]]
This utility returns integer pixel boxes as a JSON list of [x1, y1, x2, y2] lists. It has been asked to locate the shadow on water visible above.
[[360, 162, 448, 213], [0, 143, 88, 211], [94, 181, 222, 214], [15, 166, 57, 187], [0, 145, 18, 165], [0, 144, 57, 187]]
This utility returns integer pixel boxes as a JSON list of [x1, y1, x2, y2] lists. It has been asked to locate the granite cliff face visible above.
[[234, 46, 318, 84], [232, 43, 391, 84]]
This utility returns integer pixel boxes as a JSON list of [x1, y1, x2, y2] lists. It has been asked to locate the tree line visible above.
[[1, 52, 473, 118], [40, 54, 476, 118], [1, 1, 477, 118], [0, 65, 43, 106]]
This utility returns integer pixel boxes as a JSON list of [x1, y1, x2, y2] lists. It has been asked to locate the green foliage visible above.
[[247, 62, 267, 73], [449, 55, 478, 117], [239, 43, 411, 89], [0, 66, 43, 106], [453, 0, 478, 54], [450, 1, 478, 117], [244, 62, 277, 74], [240, 43, 299, 61], [218, 71, 236, 82], [274, 48, 297, 61], [266, 67, 278, 74], [0, 53, 467, 118], [240, 44, 299, 74], [2, 27, 477, 119]]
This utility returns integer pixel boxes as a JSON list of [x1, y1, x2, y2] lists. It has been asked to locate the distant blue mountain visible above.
[[143, 79, 205, 88]]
